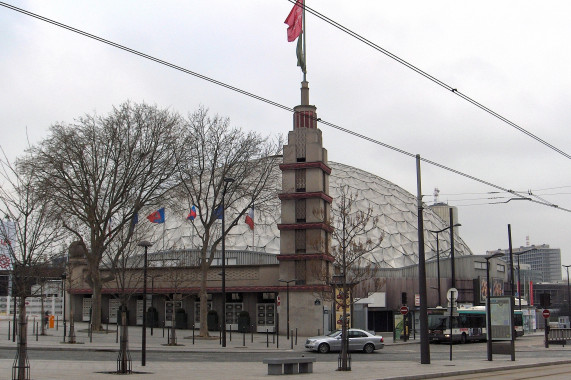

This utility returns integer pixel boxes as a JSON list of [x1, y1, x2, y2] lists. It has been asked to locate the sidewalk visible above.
[[0, 320, 569, 379]]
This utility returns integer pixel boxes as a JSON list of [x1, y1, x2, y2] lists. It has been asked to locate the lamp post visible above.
[[485, 252, 504, 361], [137, 240, 152, 366], [61, 273, 67, 342], [563, 265, 571, 320], [221, 177, 234, 348], [279, 279, 296, 340], [429, 223, 461, 307]]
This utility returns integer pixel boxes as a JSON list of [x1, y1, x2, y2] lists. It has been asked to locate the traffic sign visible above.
[[400, 306, 409, 315], [542, 309, 550, 319]]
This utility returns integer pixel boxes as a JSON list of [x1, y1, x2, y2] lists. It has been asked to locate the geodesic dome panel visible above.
[[153, 161, 472, 268]]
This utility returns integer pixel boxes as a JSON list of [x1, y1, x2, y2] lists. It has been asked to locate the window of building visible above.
[[295, 169, 306, 192], [474, 262, 486, 270], [497, 264, 505, 272]]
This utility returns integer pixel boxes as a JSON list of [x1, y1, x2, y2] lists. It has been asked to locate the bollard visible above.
[[295, 328, 298, 345], [229, 326, 232, 342], [162, 324, 165, 338], [192, 325, 195, 345], [36, 322, 39, 341], [106, 322, 109, 333], [8, 321, 10, 341], [167, 328, 170, 343], [56, 316, 59, 330], [291, 330, 293, 349], [251, 325, 254, 343], [33, 317, 36, 334], [242, 331, 245, 347], [219, 325, 222, 345], [266, 329, 269, 348]]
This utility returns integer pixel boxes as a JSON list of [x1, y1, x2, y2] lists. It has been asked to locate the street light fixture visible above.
[[137, 240, 152, 366], [278, 279, 296, 340], [485, 252, 504, 361], [221, 177, 234, 348], [429, 223, 461, 306]]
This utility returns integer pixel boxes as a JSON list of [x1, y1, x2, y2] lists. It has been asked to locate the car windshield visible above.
[[326, 330, 342, 337]]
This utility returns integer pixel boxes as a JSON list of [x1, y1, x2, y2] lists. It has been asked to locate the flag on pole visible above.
[[285, 0, 303, 42], [187, 205, 197, 221], [132, 213, 139, 225], [214, 205, 223, 220], [245, 206, 254, 230], [147, 208, 165, 224]]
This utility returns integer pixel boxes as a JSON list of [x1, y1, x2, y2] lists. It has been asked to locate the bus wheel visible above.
[[460, 333, 467, 344]]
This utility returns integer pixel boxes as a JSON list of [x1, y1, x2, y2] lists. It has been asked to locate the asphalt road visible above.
[[1, 339, 569, 363]]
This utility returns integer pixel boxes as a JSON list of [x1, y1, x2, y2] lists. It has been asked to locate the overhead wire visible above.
[[1, 1, 569, 213], [288, 0, 571, 161]]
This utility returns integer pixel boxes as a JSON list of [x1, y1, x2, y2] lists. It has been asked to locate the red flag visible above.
[[284, 0, 303, 42], [245, 206, 254, 230]]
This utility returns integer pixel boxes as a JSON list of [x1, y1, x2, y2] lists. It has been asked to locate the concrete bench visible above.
[[262, 357, 316, 375]]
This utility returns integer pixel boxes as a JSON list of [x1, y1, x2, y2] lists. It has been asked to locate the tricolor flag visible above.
[[245, 206, 254, 230], [187, 205, 197, 221], [284, 0, 306, 73], [284, 0, 303, 42], [147, 208, 165, 224]]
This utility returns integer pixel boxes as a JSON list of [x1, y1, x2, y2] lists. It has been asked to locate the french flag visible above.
[[187, 205, 197, 221], [245, 206, 254, 230]]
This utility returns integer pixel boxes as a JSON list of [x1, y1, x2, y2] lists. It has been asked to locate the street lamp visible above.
[[137, 240, 152, 366], [221, 177, 234, 348], [429, 223, 461, 306], [61, 273, 67, 342], [563, 265, 571, 320], [485, 252, 504, 361], [278, 279, 296, 340]]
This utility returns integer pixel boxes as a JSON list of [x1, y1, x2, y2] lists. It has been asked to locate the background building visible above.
[[492, 244, 562, 283]]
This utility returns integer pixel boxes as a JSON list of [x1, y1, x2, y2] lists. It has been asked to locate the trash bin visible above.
[[175, 308, 187, 329], [238, 311, 250, 333]]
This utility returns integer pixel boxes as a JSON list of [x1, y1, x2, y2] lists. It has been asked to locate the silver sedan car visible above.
[[305, 329, 384, 353]]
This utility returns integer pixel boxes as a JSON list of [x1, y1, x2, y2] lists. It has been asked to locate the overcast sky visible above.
[[1, 1, 570, 274]]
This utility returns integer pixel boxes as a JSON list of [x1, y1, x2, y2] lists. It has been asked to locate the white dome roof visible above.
[[160, 161, 472, 268]]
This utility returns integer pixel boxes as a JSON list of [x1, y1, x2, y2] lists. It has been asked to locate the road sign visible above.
[[446, 288, 458, 301], [542, 309, 550, 319], [400, 306, 409, 315]]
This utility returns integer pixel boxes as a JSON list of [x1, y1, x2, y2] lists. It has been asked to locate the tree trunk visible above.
[[14, 297, 30, 380], [169, 321, 177, 345], [117, 308, 130, 373], [198, 262, 209, 337], [91, 282, 103, 331]]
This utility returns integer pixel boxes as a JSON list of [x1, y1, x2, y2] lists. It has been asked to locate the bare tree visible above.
[[174, 107, 282, 337], [0, 150, 65, 380], [22, 102, 184, 331], [325, 186, 384, 370]]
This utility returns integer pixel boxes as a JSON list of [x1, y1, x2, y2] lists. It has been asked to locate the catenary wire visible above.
[[288, 0, 571, 161], [1, 2, 569, 213]]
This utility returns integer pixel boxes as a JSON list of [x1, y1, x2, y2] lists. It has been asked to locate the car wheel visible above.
[[363, 343, 375, 354], [460, 333, 467, 344], [318, 343, 330, 353]]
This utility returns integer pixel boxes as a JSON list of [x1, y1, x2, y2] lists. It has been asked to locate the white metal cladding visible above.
[[146, 161, 473, 269]]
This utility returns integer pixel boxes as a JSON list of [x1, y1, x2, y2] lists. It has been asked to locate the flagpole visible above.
[[302, 0, 307, 81]]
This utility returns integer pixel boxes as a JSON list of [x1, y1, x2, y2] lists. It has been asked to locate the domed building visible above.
[[161, 160, 472, 268]]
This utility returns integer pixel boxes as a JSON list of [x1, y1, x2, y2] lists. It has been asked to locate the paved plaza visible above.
[[0, 319, 570, 379]]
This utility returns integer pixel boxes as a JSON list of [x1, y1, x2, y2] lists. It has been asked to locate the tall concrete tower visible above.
[[277, 81, 333, 336]]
